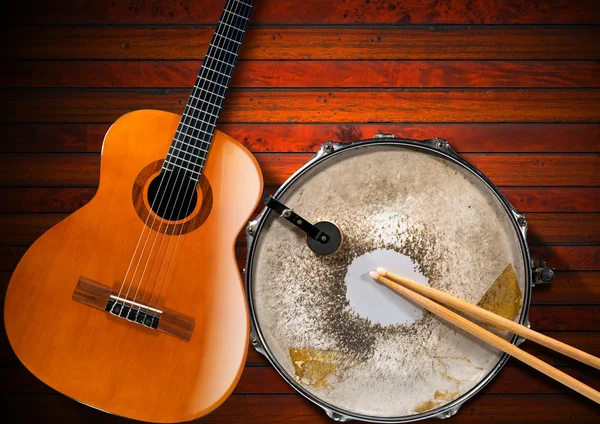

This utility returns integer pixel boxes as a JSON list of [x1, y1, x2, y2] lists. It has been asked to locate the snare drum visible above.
[[245, 137, 546, 422]]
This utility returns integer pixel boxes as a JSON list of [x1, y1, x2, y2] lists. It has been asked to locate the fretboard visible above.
[[163, 0, 254, 180]]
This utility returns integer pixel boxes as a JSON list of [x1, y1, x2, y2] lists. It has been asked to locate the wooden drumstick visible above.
[[375, 268, 600, 370], [369, 271, 600, 404]]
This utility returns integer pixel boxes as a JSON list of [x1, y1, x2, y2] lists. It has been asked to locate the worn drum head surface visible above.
[[249, 144, 527, 419]]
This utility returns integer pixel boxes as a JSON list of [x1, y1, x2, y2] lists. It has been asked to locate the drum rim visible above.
[[245, 137, 533, 422]]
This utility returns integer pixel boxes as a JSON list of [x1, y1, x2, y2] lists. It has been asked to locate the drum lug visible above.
[[531, 259, 554, 287], [434, 405, 461, 419], [510, 208, 528, 239], [315, 140, 342, 159], [249, 329, 267, 356], [246, 217, 261, 246], [324, 409, 351, 422], [424, 137, 454, 155]]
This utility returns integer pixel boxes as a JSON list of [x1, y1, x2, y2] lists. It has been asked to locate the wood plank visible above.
[[532, 272, 600, 305], [5, 0, 600, 25], [526, 213, 600, 245], [0, 188, 97, 213], [3, 123, 598, 153], [0, 154, 598, 188], [1, 212, 596, 245], [0, 308, 598, 367], [2, 187, 596, 214], [0, 393, 598, 423], [3, 27, 599, 60], [4, 89, 600, 123], [529, 246, 600, 271], [528, 305, 600, 331], [253, 154, 600, 187], [1, 267, 598, 308], [2, 363, 598, 396], [5, 61, 600, 89]]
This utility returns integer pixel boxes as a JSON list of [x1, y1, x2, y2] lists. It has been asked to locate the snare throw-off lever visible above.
[[263, 195, 342, 255]]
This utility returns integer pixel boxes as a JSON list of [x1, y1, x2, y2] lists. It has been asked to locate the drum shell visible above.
[[245, 137, 535, 422]]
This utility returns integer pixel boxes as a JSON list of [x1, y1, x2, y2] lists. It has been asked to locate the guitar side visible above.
[[4, 110, 263, 422]]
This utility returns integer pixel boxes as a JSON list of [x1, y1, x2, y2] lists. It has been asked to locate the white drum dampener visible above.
[[245, 136, 553, 422]]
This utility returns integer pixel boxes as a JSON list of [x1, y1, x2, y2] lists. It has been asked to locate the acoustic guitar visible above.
[[4, 0, 261, 422]]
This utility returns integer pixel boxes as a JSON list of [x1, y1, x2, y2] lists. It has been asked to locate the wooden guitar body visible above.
[[4, 109, 263, 422]]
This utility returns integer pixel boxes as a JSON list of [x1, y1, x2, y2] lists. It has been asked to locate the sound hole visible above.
[[146, 171, 198, 221]]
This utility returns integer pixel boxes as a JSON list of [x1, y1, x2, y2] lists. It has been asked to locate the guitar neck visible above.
[[163, 0, 254, 180]]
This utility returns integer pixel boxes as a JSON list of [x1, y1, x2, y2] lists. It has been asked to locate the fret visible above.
[[166, 152, 203, 169], [202, 65, 231, 79], [219, 21, 246, 33], [193, 84, 225, 99], [172, 138, 209, 154], [205, 55, 234, 69], [179, 120, 216, 137], [176, 125, 213, 140], [196, 72, 229, 89], [223, 9, 249, 20], [170, 144, 208, 158], [234, 0, 253, 7], [163, 163, 201, 180], [215, 33, 241, 45], [177, 125, 214, 140], [210, 44, 238, 57], [186, 96, 222, 113], [192, 80, 227, 99], [185, 103, 220, 119]]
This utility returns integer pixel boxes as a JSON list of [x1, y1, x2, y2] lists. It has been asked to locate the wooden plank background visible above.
[[1, 0, 599, 422]]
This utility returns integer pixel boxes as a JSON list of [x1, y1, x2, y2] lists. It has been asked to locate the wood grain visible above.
[[6, 0, 600, 25], [1, 212, 597, 245], [5, 61, 600, 88], [1, 394, 599, 423], [2, 364, 598, 396], [3, 123, 599, 153], [3, 187, 597, 213], [4, 89, 600, 123], [1, 153, 598, 187], [4, 27, 599, 60]]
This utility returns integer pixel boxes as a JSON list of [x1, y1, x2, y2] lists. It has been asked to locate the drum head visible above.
[[248, 142, 529, 420]]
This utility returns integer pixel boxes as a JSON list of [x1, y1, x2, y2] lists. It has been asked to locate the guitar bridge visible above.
[[105, 296, 161, 329], [73, 278, 194, 341]]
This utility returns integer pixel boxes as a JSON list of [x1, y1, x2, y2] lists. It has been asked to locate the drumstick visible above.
[[369, 271, 600, 404], [375, 268, 600, 370]]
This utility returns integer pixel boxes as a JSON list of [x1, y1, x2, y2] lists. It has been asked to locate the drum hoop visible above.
[[245, 137, 533, 422]]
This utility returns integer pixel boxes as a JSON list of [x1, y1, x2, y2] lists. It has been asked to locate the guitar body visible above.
[[4, 109, 263, 422]]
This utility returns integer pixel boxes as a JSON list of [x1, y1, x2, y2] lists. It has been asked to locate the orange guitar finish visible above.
[[4, 109, 263, 422]]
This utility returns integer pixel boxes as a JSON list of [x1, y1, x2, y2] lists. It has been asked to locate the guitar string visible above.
[[115, 1, 244, 310], [143, 0, 248, 313], [132, 0, 248, 318]]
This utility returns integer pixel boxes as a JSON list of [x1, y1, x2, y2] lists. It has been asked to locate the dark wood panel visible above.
[[4, 27, 599, 60], [0, 306, 597, 368], [0, 235, 597, 274], [526, 213, 600, 245], [253, 154, 600, 187], [5, 90, 599, 123], [532, 272, 600, 305], [1, 154, 597, 187], [1, 212, 596, 245], [3, 363, 598, 396], [2, 187, 597, 214], [1, 393, 598, 423], [3, 123, 598, 153], [529, 246, 600, 271], [6, 61, 600, 88], [6, 0, 600, 25]]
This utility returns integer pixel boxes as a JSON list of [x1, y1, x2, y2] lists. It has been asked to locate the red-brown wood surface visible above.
[[1, 0, 599, 422]]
